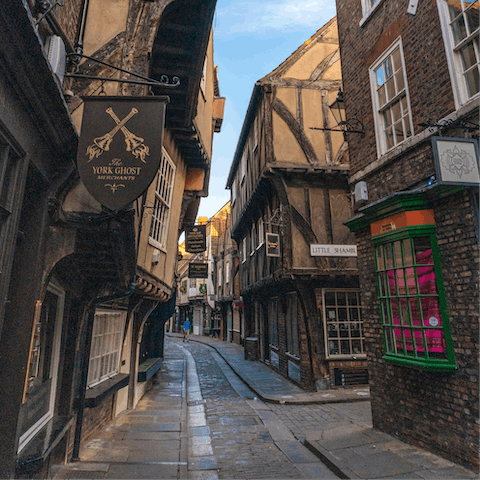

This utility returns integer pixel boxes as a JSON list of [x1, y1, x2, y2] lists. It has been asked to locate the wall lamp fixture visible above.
[[310, 87, 364, 140]]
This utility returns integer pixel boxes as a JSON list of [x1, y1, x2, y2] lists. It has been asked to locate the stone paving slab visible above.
[[294, 462, 341, 480]]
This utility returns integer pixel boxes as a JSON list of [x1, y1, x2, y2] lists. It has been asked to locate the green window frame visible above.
[[373, 225, 456, 371]]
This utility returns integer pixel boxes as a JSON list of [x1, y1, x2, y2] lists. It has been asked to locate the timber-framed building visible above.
[[226, 18, 367, 390]]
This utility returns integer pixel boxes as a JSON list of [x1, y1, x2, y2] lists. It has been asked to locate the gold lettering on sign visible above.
[[381, 223, 396, 233]]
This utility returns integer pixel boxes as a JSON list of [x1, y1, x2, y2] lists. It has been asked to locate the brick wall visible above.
[[335, 0, 455, 178], [354, 191, 479, 471], [81, 398, 115, 443]]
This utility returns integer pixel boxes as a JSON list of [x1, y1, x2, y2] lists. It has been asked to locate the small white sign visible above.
[[310, 244, 357, 257]]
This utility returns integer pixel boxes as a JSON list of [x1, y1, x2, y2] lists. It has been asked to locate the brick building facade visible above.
[[336, 0, 479, 470]]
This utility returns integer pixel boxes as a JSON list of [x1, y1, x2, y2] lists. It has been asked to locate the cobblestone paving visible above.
[[182, 341, 310, 479]]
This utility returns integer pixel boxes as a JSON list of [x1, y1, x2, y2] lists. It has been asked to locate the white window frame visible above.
[[87, 309, 127, 388], [200, 55, 207, 98], [149, 148, 175, 251], [322, 289, 366, 359], [257, 217, 264, 248], [437, 0, 480, 109], [251, 223, 256, 255], [241, 151, 246, 184], [359, 0, 385, 27], [242, 237, 247, 263], [369, 37, 414, 158], [18, 281, 65, 452]]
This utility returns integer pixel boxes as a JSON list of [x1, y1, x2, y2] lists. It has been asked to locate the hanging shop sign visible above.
[[188, 263, 208, 279], [310, 244, 357, 257], [432, 137, 479, 186], [266, 233, 280, 257], [185, 225, 206, 253], [77, 96, 169, 211]]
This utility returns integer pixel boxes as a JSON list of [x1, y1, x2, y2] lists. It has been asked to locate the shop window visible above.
[[149, 149, 175, 251], [87, 310, 127, 388], [374, 229, 456, 370], [285, 293, 300, 357], [268, 297, 279, 347], [323, 289, 365, 358]]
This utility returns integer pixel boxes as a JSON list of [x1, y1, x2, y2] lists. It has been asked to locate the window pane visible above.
[[351, 323, 361, 337], [338, 308, 348, 321], [348, 292, 359, 306], [414, 237, 433, 264], [395, 122, 405, 143], [325, 291, 336, 305], [329, 340, 339, 355], [385, 327, 395, 353], [447, 0, 462, 21], [460, 42, 478, 70], [396, 269, 406, 295], [465, 66, 480, 96], [383, 109, 392, 127], [395, 71, 405, 92], [352, 339, 362, 354], [420, 296, 442, 327], [385, 127, 394, 149], [378, 85, 386, 106], [341, 340, 351, 354], [406, 267, 417, 295], [452, 17, 467, 44], [385, 57, 392, 78], [465, 2, 479, 32], [386, 77, 396, 100], [376, 245, 385, 271], [337, 292, 346, 306], [378, 272, 388, 296], [392, 48, 402, 72], [328, 323, 338, 338], [418, 264, 437, 295], [391, 101, 402, 123], [402, 239, 413, 266], [376, 66, 385, 86]]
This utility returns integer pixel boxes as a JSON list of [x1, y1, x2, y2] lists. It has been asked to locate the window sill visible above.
[[383, 355, 457, 372], [16, 416, 74, 475], [138, 358, 163, 383], [286, 352, 300, 362], [148, 236, 167, 254], [359, 0, 384, 27], [85, 373, 130, 408]]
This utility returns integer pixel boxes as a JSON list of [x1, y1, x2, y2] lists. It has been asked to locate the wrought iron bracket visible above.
[[310, 119, 365, 140], [419, 118, 479, 135], [65, 53, 180, 88]]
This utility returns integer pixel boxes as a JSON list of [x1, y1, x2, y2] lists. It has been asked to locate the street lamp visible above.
[[310, 87, 364, 140]]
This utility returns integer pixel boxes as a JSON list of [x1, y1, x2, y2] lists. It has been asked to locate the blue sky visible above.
[[196, 0, 337, 220]]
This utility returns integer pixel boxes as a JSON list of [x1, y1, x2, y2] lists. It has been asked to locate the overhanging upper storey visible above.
[[149, 0, 217, 168]]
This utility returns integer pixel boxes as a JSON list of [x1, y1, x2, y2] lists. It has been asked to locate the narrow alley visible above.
[[51, 337, 476, 480]]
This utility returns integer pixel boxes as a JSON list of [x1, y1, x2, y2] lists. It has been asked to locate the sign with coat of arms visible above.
[[77, 96, 169, 210]]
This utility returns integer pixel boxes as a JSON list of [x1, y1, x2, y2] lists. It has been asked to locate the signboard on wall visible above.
[[266, 233, 280, 257], [185, 225, 206, 253], [310, 244, 357, 257], [77, 96, 169, 211], [188, 263, 208, 278], [432, 137, 479, 186]]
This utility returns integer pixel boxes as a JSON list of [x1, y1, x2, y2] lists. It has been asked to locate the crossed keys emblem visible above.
[[86, 107, 150, 163]]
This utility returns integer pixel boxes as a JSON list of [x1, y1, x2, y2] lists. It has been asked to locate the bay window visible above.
[[374, 227, 456, 370]]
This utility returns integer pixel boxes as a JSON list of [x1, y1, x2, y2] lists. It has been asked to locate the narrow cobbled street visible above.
[[53, 337, 477, 480]]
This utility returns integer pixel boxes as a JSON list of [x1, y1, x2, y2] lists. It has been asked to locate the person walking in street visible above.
[[183, 317, 191, 342]]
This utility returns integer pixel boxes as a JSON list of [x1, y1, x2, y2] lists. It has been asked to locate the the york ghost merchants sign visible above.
[[77, 96, 169, 211]]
